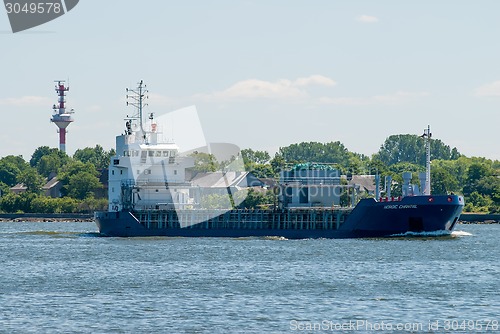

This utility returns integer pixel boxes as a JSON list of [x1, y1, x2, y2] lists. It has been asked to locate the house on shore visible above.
[[10, 173, 63, 198]]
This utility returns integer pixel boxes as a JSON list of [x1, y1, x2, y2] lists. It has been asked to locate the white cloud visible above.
[[319, 91, 429, 106], [356, 15, 379, 23], [196, 75, 336, 101], [0, 96, 52, 107], [193, 78, 428, 107], [474, 81, 500, 97], [212, 79, 305, 99], [293, 75, 336, 87]]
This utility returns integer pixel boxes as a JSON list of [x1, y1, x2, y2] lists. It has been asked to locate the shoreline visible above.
[[459, 213, 500, 224], [0, 213, 93, 222]]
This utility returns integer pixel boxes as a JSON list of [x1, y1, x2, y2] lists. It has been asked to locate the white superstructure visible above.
[[108, 80, 194, 212]]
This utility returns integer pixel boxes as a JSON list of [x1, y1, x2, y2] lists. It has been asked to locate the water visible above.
[[0, 222, 499, 333]]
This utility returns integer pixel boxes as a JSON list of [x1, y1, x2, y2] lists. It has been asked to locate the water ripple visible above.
[[0, 222, 498, 333]]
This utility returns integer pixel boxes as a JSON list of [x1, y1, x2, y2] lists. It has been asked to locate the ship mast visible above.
[[126, 80, 148, 141], [421, 125, 432, 195]]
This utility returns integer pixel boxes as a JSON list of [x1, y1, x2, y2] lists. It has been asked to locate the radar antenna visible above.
[[125, 80, 148, 139]]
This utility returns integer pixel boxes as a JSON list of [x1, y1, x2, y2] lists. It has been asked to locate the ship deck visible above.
[[132, 208, 353, 231]]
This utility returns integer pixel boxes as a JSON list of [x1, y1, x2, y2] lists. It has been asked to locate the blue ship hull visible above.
[[95, 195, 464, 238]]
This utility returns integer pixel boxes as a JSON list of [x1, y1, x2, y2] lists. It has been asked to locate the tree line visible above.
[[240, 135, 500, 213], [1, 134, 499, 213], [0, 145, 114, 213]]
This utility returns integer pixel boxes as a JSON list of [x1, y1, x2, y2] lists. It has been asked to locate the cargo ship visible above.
[[94, 81, 464, 238]]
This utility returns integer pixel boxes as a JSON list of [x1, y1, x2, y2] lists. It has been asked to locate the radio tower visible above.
[[51, 81, 74, 152]]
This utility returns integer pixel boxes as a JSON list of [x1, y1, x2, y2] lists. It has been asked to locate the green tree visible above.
[[235, 188, 275, 209], [465, 191, 493, 213], [467, 163, 492, 183], [18, 168, 44, 194], [56, 197, 80, 213], [0, 162, 21, 187], [30, 146, 52, 167], [463, 162, 494, 196], [386, 162, 423, 196], [374, 134, 460, 166], [30, 146, 71, 178], [241, 149, 271, 165], [277, 141, 351, 167], [0, 192, 20, 213], [240, 148, 275, 178], [17, 192, 38, 213], [0, 155, 29, 186], [73, 145, 114, 169], [450, 147, 461, 160], [270, 154, 286, 175], [472, 177, 500, 206], [58, 160, 101, 198], [347, 153, 370, 175], [78, 194, 108, 213], [37, 155, 61, 178], [366, 156, 390, 177], [189, 152, 218, 172], [1, 155, 29, 171], [0, 182, 11, 197], [431, 165, 459, 195], [30, 195, 58, 214], [199, 193, 232, 209], [67, 171, 103, 200], [250, 164, 275, 178], [432, 158, 471, 191]]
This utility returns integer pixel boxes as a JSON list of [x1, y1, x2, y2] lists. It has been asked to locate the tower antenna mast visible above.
[[50, 80, 74, 152], [125, 80, 148, 140], [421, 125, 432, 195]]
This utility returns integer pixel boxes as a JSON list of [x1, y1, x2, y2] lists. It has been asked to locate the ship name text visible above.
[[383, 204, 418, 210]]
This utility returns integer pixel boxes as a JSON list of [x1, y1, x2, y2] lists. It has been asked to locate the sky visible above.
[[1, 1, 500, 162]]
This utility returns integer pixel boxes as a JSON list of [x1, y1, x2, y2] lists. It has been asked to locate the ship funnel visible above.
[[375, 173, 380, 201], [402, 172, 412, 197], [385, 175, 392, 198], [418, 172, 427, 196]]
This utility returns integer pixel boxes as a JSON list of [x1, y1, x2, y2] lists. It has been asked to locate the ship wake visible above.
[[390, 229, 472, 238], [451, 230, 473, 237], [390, 230, 452, 238]]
